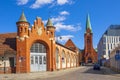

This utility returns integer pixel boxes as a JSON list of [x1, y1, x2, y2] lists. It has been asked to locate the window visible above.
[[103, 38, 106, 43], [56, 48, 59, 63], [116, 50, 120, 54], [67, 54, 70, 63], [19, 27, 22, 32], [43, 56, 46, 64], [62, 51, 65, 63], [35, 56, 38, 64], [87, 39, 90, 43], [31, 56, 34, 64], [111, 44, 112, 49], [108, 44, 109, 50], [30, 43, 46, 53], [25, 28, 27, 32], [39, 56, 42, 64]]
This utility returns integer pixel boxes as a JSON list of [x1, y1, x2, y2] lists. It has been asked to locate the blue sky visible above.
[[0, 0, 120, 49]]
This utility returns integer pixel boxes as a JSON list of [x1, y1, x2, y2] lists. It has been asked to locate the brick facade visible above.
[[0, 12, 79, 73], [83, 15, 98, 64]]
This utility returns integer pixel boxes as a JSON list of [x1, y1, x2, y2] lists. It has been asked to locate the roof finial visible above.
[[46, 18, 53, 27], [18, 10, 27, 22]]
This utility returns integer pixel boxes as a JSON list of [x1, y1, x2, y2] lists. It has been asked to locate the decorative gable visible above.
[[65, 39, 77, 51]]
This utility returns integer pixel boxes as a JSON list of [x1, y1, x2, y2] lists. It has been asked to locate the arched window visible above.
[[71, 54, 73, 63], [62, 50, 65, 63], [30, 43, 46, 53], [74, 56, 76, 63], [56, 48, 59, 63], [67, 53, 70, 63]]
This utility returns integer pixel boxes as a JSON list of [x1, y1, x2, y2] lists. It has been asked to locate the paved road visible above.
[[38, 66, 120, 80], [0, 66, 120, 80]]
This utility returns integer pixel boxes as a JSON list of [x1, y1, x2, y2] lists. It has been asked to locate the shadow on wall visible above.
[[83, 66, 120, 75], [3, 38, 16, 51]]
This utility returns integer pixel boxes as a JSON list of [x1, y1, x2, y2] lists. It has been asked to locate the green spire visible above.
[[86, 14, 92, 33], [46, 18, 53, 26], [18, 11, 27, 22]]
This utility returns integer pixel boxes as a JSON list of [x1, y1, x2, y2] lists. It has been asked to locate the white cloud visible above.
[[17, 0, 28, 5], [60, 11, 69, 15], [16, 0, 73, 9], [54, 22, 81, 32], [51, 16, 66, 23], [57, 0, 68, 5], [55, 35, 74, 42], [30, 0, 53, 9], [43, 16, 66, 25], [43, 11, 81, 32]]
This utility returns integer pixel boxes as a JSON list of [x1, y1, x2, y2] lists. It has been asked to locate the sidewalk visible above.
[[0, 67, 84, 80], [103, 67, 120, 77]]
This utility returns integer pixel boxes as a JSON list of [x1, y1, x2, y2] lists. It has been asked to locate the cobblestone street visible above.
[[0, 66, 120, 80]]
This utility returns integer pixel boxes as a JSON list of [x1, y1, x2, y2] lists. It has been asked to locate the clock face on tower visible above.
[[37, 27, 42, 36]]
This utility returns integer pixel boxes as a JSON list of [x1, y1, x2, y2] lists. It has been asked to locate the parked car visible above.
[[93, 63, 100, 70]]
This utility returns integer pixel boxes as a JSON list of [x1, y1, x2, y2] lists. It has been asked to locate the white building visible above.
[[97, 25, 120, 64], [110, 44, 120, 72]]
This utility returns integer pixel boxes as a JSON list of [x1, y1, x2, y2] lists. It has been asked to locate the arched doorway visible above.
[[62, 50, 66, 68], [88, 57, 92, 63], [56, 48, 60, 69], [30, 42, 47, 72]]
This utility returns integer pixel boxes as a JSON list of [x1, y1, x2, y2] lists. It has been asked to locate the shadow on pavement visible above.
[[83, 66, 104, 75], [102, 67, 120, 75], [82, 66, 120, 77]]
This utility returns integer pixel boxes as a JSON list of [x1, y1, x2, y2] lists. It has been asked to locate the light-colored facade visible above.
[[98, 25, 120, 64], [109, 44, 120, 72]]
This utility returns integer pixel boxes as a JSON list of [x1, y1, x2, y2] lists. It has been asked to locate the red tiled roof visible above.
[[0, 33, 17, 55], [65, 39, 77, 51]]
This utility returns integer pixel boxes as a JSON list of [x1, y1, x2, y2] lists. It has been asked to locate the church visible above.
[[0, 12, 97, 74], [82, 14, 98, 64]]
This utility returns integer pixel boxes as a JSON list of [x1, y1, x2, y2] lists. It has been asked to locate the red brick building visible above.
[[0, 11, 79, 73], [83, 14, 98, 64]]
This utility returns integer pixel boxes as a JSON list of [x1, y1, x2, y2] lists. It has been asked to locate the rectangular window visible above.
[[116, 50, 119, 54], [39, 56, 42, 64], [31, 56, 34, 64], [43, 56, 46, 64], [111, 44, 112, 49], [108, 44, 109, 50], [35, 56, 38, 64]]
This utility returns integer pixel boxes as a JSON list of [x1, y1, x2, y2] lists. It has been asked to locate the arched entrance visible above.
[[88, 57, 92, 63], [30, 42, 47, 72], [56, 48, 60, 69]]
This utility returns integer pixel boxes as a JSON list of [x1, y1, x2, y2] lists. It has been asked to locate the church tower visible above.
[[83, 14, 97, 64]]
